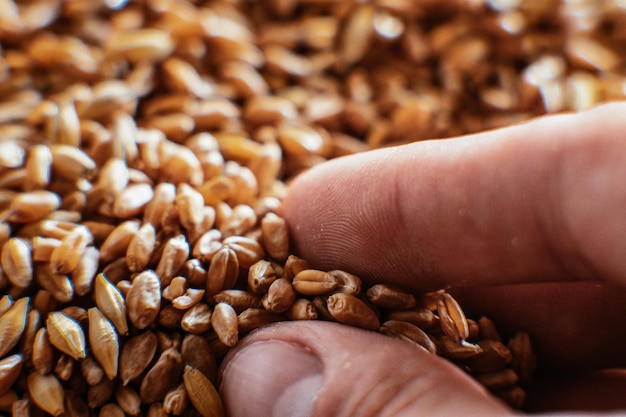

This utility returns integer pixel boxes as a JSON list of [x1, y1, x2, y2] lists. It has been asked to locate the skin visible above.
[[219, 102, 626, 416]]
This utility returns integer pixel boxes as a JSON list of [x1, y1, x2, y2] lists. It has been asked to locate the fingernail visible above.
[[220, 341, 323, 417]]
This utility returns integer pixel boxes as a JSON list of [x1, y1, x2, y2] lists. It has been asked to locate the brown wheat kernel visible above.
[[147, 403, 169, 417], [380, 320, 438, 354], [172, 288, 205, 310], [262, 277, 296, 313], [32, 289, 57, 317], [140, 347, 183, 404], [211, 302, 239, 347], [286, 298, 319, 321], [438, 336, 483, 361], [99, 403, 126, 417], [206, 246, 239, 299], [94, 273, 128, 336], [0, 296, 12, 317], [81, 355, 105, 386], [71, 245, 99, 297], [183, 366, 225, 417], [50, 224, 92, 274], [112, 183, 154, 219], [119, 331, 158, 386], [163, 382, 189, 415], [54, 353, 74, 382], [1, 238, 33, 288], [155, 235, 190, 286], [237, 307, 286, 333], [386, 307, 438, 329], [87, 377, 116, 409], [46, 311, 86, 361], [463, 340, 513, 373], [507, 331, 537, 385], [158, 304, 184, 329], [162, 277, 187, 301], [213, 289, 263, 313], [478, 316, 503, 342], [8, 190, 60, 223], [126, 270, 161, 330], [327, 293, 380, 331], [24, 144, 52, 191], [12, 398, 29, 417], [31, 236, 61, 263], [115, 385, 142, 417], [49, 144, 96, 181], [155, 331, 183, 353], [437, 292, 470, 343], [247, 259, 277, 295], [327, 270, 362, 295], [366, 284, 417, 310], [88, 307, 119, 381], [284, 255, 311, 280], [17, 308, 39, 368], [181, 334, 218, 384], [64, 390, 91, 417], [34, 264, 73, 303], [32, 328, 54, 376], [27, 371, 65, 416], [175, 183, 206, 231], [293, 269, 339, 296], [0, 354, 23, 396], [0, 297, 29, 358], [99, 220, 140, 264]]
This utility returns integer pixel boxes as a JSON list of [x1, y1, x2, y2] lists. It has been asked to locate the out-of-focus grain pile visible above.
[[0, 0, 624, 415]]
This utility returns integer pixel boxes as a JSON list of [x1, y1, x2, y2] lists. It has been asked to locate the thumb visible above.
[[218, 321, 513, 417]]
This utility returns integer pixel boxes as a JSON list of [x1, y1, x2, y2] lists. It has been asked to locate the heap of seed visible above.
[[1, 0, 625, 415]]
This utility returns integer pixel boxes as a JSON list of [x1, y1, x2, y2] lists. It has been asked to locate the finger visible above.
[[219, 321, 513, 417], [451, 281, 626, 370], [282, 102, 626, 292]]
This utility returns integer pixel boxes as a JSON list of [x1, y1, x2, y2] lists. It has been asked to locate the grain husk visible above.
[[183, 366, 225, 417], [94, 273, 128, 336], [437, 292, 470, 343], [88, 307, 119, 381], [46, 311, 86, 361], [0, 297, 29, 358]]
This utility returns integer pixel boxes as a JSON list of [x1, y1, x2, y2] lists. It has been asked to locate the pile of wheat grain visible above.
[[2, 0, 625, 415]]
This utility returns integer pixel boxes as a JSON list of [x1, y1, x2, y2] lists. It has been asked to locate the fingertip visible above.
[[282, 103, 626, 290], [219, 321, 513, 417]]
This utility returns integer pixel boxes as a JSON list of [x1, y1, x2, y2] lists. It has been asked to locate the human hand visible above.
[[219, 102, 626, 416]]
